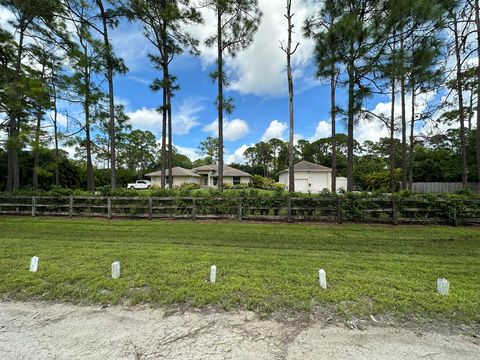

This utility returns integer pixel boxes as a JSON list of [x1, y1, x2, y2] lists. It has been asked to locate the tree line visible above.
[[0, 0, 479, 193]]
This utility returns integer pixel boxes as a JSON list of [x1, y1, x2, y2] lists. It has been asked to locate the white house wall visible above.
[[151, 175, 249, 188], [279, 171, 332, 193]]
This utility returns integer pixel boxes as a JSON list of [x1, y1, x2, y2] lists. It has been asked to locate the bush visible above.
[[46, 186, 75, 196], [175, 183, 200, 191], [232, 183, 249, 190], [252, 175, 285, 191]]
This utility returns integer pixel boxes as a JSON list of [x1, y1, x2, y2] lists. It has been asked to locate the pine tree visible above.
[[280, 0, 299, 193], [203, 0, 261, 191], [131, 0, 201, 189], [305, 0, 342, 192], [333, 0, 384, 191], [0, 0, 66, 191]]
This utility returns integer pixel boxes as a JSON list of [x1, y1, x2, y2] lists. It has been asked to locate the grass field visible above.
[[0, 217, 479, 322]]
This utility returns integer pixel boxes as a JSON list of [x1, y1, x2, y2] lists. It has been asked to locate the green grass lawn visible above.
[[0, 217, 479, 322]]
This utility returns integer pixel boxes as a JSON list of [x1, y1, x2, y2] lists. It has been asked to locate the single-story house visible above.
[[145, 164, 251, 188], [278, 160, 347, 193], [192, 164, 252, 188], [145, 167, 201, 187]]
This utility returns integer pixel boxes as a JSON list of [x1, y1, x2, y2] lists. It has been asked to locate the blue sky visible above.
[[1, 1, 449, 164], [106, 1, 400, 164]]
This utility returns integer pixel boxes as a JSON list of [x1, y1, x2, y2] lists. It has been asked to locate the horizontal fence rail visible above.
[[0, 195, 479, 226]]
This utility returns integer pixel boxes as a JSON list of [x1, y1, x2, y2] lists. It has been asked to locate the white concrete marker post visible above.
[[319, 269, 327, 289], [112, 261, 121, 279], [29, 256, 39, 272], [210, 265, 217, 284], [437, 278, 449, 296]]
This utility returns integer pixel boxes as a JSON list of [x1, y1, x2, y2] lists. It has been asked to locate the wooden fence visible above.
[[411, 182, 480, 194], [1, 195, 479, 226]]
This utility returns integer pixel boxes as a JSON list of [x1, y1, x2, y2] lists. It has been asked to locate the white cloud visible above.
[[173, 99, 204, 135], [355, 91, 437, 144], [355, 117, 390, 144], [261, 120, 288, 141], [226, 144, 253, 164], [46, 111, 69, 128], [127, 107, 162, 133], [114, 96, 130, 108], [202, 118, 250, 141], [189, 0, 317, 97], [175, 144, 200, 161], [294, 133, 304, 145], [127, 75, 151, 86], [126, 99, 204, 135], [110, 22, 152, 72], [310, 120, 331, 141], [0, 6, 15, 31]]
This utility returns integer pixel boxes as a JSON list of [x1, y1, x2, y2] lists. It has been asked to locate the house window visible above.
[[203, 177, 208, 186], [233, 176, 241, 185], [213, 178, 218, 186]]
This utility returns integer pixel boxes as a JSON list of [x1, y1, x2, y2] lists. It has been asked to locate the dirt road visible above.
[[0, 301, 478, 359]]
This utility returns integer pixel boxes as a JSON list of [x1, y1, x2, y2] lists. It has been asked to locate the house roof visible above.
[[278, 160, 332, 174], [145, 166, 201, 178], [192, 164, 252, 177]]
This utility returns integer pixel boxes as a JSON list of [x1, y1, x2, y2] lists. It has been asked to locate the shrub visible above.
[[252, 175, 284, 191], [232, 183, 249, 190], [176, 183, 200, 191]]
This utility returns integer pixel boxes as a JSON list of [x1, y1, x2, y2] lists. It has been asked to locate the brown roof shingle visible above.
[[145, 167, 200, 178]]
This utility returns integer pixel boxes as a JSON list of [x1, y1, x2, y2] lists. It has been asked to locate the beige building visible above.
[[278, 160, 346, 193], [146, 167, 201, 187], [146, 164, 251, 188], [192, 164, 252, 188]]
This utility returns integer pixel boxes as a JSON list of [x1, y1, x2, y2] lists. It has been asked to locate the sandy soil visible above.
[[0, 301, 478, 360]]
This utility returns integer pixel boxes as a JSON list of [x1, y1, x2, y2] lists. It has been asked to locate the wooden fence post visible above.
[[337, 197, 343, 224], [452, 206, 458, 227], [69, 195, 73, 218], [192, 198, 196, 220], [148, 197, 153, 220], [31, 196, 36, 217], [287, 197, 292, 223], [238, 198, 242, 221], [107, 197, 112, 219], [392, 198, 398, 225]]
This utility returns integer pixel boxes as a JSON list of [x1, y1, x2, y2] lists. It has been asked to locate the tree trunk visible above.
[[390, 75, 396, 192], [475, 0, 480, 186], [33, 63, 47, 192], [330, 62, 336, 193], [52, 80, 60, 186], [85, 103, 94, 192], [468, 87, 474, 132], [408, 84, 415, 189], [98, 1, 117, 189], [286, 1, 295, 194], [453, 12, 468, 188], [83, 47, 94, 192], [161, 85, 167, 188], [7, 21, 26, 192], [167, 90, 173, 189], [346, 65, 355, 192], [32, 109, 42, 192], [287, 47, 295, 192], [400, 32, 407, 190], [217, 8, 224, 191]]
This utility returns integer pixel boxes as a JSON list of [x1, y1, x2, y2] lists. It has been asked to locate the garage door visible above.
[[294, 179, 309, 192]]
